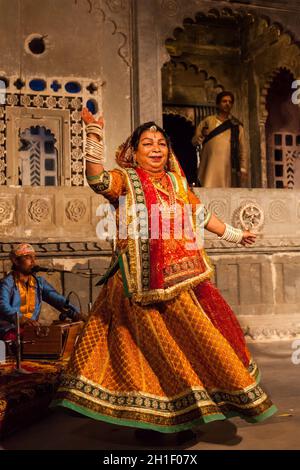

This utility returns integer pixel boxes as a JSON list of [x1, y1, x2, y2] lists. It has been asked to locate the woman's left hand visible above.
[[241, 230, 257, 246]]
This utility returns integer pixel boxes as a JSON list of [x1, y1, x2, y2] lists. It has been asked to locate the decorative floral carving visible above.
[[33, 96, 44, 107], [208, 199, 227, 220], [6, 94, 18, 106], [72, 174, 84, 186], [66, 199, 86, 222], [58, 97, 69, 109], [72, 161, 83, 172], [269, 200, 288, 222], [72, 110, 82, 121], [0, 159, 5, 171], [72, 148, 82, 160], [72, 136, 82, 147], [71, 98, 82, 109], [0, 200, 13, 223], [28, 199, 50, 222], [45, 96, 57, 108], [20, 95, 31, 107], [72, 123, 82, 134]]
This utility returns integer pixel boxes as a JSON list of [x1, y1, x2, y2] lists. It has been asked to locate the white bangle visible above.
[[85, 155, 105, 164], [85, 123, 103, 140], [218, 223, 243, 244], [84, 136, 105, 163], [85, 138, 104, 154]]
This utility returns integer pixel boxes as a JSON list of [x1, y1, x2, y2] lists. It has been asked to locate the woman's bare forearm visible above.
[[205, 212, 226, 237], [86, 161, 104, 176]]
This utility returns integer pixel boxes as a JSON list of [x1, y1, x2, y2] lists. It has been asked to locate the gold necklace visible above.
[[152, 173, 177, 216]]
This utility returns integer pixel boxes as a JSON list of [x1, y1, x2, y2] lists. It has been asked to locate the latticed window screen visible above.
[[270, 132, 300, 189], [19, 126, 58, 186]]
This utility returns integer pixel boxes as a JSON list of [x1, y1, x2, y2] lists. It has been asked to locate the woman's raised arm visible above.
[[82, 107, 105, 177]]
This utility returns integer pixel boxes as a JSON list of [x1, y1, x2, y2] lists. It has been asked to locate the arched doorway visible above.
[[163, 113, 197, 185], [265, 68, 300, 189], [160, 8, 300, 187]]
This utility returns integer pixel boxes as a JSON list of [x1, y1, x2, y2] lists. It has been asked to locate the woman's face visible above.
[[135, 130, 169, 173]]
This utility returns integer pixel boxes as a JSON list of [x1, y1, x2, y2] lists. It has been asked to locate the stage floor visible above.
[[0, 340, 299, 450]]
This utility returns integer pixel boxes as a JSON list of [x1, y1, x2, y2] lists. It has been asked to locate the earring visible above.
[[132, 152, 137, 167]]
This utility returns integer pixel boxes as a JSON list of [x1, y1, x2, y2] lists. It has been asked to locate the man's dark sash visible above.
[[202, 118, 241, 173]]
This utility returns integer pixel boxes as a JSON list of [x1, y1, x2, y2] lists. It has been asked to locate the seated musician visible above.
[[0, 243, 80, 341]]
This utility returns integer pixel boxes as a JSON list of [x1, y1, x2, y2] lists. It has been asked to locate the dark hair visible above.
[[216, 91, 234, 105], [130, 121, 171, 151]]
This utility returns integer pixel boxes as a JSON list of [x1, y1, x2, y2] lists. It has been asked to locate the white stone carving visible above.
[[235, 202, 265, 232]]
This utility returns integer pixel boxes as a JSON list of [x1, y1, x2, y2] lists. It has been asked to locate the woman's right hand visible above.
[[82, 107, 104, 128]]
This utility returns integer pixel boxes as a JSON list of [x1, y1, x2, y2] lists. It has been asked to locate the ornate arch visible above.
[[259, 66, 299, 187], [159, 5, 300, 187], [162, 59, 224, 107], [74, 0, 131, 67]]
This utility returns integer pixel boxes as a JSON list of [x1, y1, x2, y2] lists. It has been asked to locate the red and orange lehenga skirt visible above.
[[52, 272, 277, 433]]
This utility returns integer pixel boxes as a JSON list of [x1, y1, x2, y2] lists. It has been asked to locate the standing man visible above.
[[192, 91, 248, 187], [0, 243, 80, 340]]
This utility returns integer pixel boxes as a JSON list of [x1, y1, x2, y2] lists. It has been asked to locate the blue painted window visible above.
[[51, 80, 61, 92], [86, 99, 98, 115], [29, 79, 46, 92], [65, 81, 81, 93]]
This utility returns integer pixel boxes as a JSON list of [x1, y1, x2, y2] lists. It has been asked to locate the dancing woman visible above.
[[52, 110, 277, 434]]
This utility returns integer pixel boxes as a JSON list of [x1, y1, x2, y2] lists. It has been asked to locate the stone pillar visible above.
[[259, 113, 269, 189], [247, 60, 263, 187], [134, 0, 164, 126]]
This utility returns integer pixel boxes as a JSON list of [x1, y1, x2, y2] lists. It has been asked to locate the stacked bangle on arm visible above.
[[84, 122, 106, 165], [218, 223, 243, 244], [85, 123, 104, 140]]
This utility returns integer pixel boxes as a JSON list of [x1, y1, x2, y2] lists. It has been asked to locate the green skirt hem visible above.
[[50, 398, 277, 434]]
